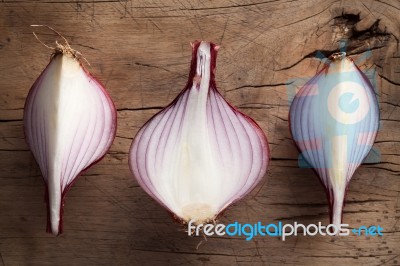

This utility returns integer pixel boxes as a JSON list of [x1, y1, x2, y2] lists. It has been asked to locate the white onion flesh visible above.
[[129, 41, 269, 224], [24, 52, 117, 235]]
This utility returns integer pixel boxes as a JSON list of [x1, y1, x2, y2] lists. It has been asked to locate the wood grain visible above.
[[0, 0, 399, 265]]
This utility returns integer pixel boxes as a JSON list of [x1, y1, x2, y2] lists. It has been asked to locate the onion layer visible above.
[[129, 41, 269, 225], [289, 52, 379, 229], [24, 49, 117, 235]]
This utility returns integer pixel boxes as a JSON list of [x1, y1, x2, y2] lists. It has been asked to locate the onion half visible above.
[[129, 41, 270, 225], [24, 42, 117, 235], [289, 52, 379, 229]]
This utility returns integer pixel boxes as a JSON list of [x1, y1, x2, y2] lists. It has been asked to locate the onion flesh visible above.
[[129, 41, 269, 224], [24, 51, 117, 235]]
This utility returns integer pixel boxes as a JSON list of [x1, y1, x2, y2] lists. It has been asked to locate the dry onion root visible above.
[[24, 26, 117, 235]]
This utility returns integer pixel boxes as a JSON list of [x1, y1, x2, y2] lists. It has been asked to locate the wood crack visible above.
[[377, 0, 400, 12], [277, 1, 336, 29], [0, 119, 22, 122], [239, 106, 274, 110], [380, 101, 400, 107], [0, 108, 23, 111], [366, 165, 400, 174], [133, 62, 172, 73], [273, 213, 326, 221], [117, 107, 163, 112], [375, 140, 400, 144], [170, 0, 281, 11], [379, 74, 400, 86], [277, 12, 392, 71], [270, 158, 297, 161], [0, 149, 29, 152], [343, 210, 379, 214], [116, 135, 133, 140], [271, 114, 287, 122], [2, 0, 124, 3], [270, 199, 389, 208], [380, 118, 400, 122], [128, 248, 244, 258], [276, 45, 386, 71], [226, 81, 293, 92], [74, 43, 96, 50], [303, 254, 393, 258], [0, 251, 4, 266]]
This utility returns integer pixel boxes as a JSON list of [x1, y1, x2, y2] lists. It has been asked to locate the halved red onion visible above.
[[289, 52, 379, 229], [129, 41, 269, 225], [24, 43, 117, 235]]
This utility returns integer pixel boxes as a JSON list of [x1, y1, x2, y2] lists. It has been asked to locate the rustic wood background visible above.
[[0, 0, 399, 265]]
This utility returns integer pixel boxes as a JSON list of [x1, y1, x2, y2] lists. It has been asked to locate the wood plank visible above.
[[0, 0, 399, 265]]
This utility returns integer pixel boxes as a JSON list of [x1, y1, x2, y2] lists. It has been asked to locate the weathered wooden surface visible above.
[[0, 0, 399, 265]]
